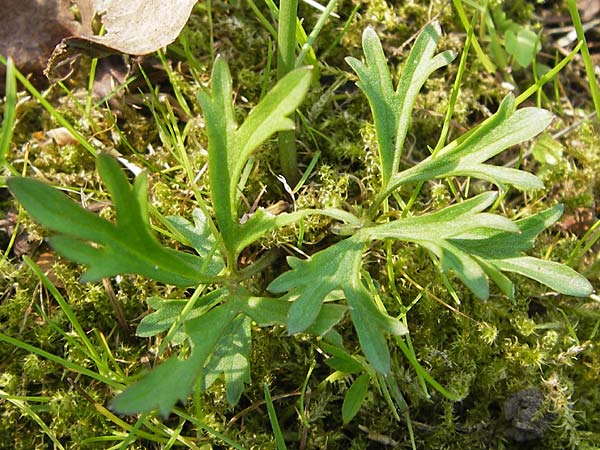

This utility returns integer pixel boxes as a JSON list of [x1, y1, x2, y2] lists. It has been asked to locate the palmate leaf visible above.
[[387, 95, 552, 193], [202, 315, 252, 405], [111, 302, 240, 416], [8, 155, 213, 286], [268, 236, 408, 374], [346, 23, 455, 185], [113, 293, 346, 415], [197, 56, 312, 257], [363, 195, 593, 299]]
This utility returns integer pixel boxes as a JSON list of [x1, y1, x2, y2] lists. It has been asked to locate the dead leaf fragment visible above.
[[579, 0, 600, 21], [0, 0, 81, 90], [46, 0, 198, 78], [86, 0, 198, 55]]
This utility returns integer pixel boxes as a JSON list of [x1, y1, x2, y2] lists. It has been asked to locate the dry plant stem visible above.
[[277, 0, 300, 185], [102, 278, 129, 335]]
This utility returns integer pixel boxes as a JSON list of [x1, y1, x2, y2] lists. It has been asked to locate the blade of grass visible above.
[[567, 0, 600, 121], [0, 390, 66, 450], [264, 384, 288, 450], [515, 40, 582, 107], [0, 57, 19, 176], [295, 0, 338, 67], [0, 55, 96, 155], [174, 408, 249, 450], [451, 0, 495, 72], [86, 57, 99, 117], [322, 4, 359, 59], [0, 331, 122, 387], [247, 0, 277, 38], [70, 381, 174, 445], [23, 256, 104, 366], [395, 336, 459, 401]]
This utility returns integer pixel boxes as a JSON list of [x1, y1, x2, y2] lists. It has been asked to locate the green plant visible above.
[[0, 57, 19, 180], [6, 23, 592, 425], [273, 0, 339, 184], [480, 3, 542, 69], [7, 56, 348, 416]]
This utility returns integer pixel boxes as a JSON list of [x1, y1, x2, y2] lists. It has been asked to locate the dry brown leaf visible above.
[[47, 0, 197, 79], [579, 0, 600, 21], [0, 0, 81, 90]]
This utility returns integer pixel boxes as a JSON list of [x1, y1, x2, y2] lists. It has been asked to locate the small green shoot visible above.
[[0, 57, 19, 178]]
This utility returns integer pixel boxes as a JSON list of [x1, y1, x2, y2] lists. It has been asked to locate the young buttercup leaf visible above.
[[388, 95, 551, 193], [197, 57, 312, 259], [269, 236, 407, 374], [362, 195, 593, 299], [8, 155, 215, 286], [346, 23, 455, 186], [201, 315, 252, 405], [111, 302, 239, 416]]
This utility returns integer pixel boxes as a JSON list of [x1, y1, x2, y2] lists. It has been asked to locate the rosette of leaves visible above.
[[6, 24, 592, 419], [268, 23, 593, 408], [8, 58, 352, 415]]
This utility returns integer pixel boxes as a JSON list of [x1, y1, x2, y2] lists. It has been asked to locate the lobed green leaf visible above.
[[346, 23, 455, 186], [269, 236, 407, 374], [388, 95, 552, 192], [166, 208, 225, 275], [8, 155, 213, 286], [111, 303, 239, 416], [202, 315, 252, 405]]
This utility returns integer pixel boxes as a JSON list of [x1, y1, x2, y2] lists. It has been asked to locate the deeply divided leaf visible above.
[[202, 315, 252, 405], [166, 208, 225, 275], [269, 236, 407, 374], [197, 57, 312, 257], [111, 302, 239, 416], [346, 23, 455, 185], [8, 155, 212, 286], [362, 197, 593, 299]]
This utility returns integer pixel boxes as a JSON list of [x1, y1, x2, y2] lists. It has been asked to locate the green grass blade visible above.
[[23, 256, 104, 365], [567, 0, 600, 121], [0, 57, 19, 176], [0, 55, 96, 155], [264, 384, 288, 450], [0, 332, 122, 387]]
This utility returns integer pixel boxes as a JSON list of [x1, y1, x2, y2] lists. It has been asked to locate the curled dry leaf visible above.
[[46, 0, 198, 80]]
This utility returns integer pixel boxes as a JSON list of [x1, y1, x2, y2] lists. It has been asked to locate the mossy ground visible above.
[[1, 0, 600, 449]]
